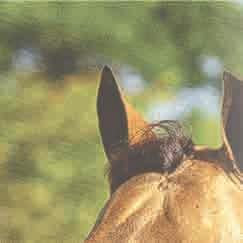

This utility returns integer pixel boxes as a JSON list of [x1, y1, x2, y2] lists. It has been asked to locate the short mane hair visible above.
[[107, 120, 194, 193]]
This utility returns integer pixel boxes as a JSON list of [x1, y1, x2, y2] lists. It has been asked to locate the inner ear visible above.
[[221, 71, 243, 170], [97, 66, 128, 159]]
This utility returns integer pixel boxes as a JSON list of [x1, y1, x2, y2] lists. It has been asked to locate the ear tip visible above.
[[100, 65, 116, 84], [98, 65, 119, 98], [101, 65, 113, 77], [223, 70, 234, 82], [223, 70, 243, 83]]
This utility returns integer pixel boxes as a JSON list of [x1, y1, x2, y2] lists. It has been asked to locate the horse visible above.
[[84, 66, 243, 243]]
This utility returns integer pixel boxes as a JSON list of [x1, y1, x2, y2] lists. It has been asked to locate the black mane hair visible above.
[[107, 120, 195, 193]]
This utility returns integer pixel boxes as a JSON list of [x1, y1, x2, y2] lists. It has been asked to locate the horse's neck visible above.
[[86, 173, 165, 242], [86, 161, 243, 243]]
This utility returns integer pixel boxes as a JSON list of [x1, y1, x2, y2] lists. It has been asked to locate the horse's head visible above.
[[85, 67, 243, 243], [97, 66, 195, 193]]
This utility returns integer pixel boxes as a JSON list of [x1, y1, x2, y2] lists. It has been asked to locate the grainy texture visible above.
[[85, 67, 243, 243]]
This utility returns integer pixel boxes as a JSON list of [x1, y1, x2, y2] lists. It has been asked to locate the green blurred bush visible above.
[[0, 73, 109, 242], [0, 2, 243, 82]]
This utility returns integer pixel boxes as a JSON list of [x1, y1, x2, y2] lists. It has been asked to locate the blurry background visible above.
[[0, 2, 243, 242]]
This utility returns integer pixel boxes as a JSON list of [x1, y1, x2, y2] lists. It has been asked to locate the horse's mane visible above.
[[107, 120, 195, 193]]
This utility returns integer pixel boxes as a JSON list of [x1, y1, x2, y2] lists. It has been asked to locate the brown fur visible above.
[[85, 67, 243, 243]]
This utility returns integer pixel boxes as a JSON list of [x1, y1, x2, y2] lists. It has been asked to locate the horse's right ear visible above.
[[221, 71, 243, 171], [97, 66, 150, 160]]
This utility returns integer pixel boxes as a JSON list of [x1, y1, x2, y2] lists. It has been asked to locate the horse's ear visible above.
[[221, 71, 243, 170], [97, 66, 149, 159]]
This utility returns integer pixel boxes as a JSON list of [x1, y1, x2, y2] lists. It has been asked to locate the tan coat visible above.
[[85, 68, 243, 243]]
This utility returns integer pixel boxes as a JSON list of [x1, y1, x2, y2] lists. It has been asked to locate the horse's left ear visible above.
[[221, 71, 243, 170], [97, 66, 150, 160]]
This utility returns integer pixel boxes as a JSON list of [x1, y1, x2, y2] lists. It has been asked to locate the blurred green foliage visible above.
[[0, 2, 241, 242], [0, 73, 109, 242], [0, 2, 243, 82]]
